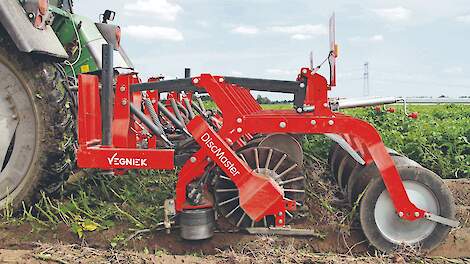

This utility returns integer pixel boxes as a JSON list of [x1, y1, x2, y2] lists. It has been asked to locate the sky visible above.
[[74, 0, 470, 100]]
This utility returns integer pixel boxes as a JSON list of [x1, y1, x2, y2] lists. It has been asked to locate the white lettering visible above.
[[200, 133, 241, 177], [106, 153, 149, 167]]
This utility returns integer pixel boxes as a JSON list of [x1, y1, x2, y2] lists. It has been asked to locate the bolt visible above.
[[311, 120, 317, 125], [278, 219, 283, 224], [219, 77, 225, 83], [302, 69, 308, 74], [414, 212, 420, 217], [279, 122, 287, 128], [236, 128, 243, 133], [236, 118, 242, 124], [398, 211, 404, 217], [190, 157, 197, 163], [278, 212, 283, 216], [119, 86, 126, 92], [207, 157, 212, 162], [226, 138, 233, 144], [299, 83, 305, 88], [328, 120, 334, 126], [193, 78, 200, 84], [296, 108, 303, 113], [121, 99, 128, 106]]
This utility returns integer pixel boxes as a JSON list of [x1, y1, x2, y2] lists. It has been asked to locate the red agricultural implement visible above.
[[75, 16, 458, 252]]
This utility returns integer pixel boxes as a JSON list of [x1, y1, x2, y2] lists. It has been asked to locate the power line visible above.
[[363, 62, 369, 96]]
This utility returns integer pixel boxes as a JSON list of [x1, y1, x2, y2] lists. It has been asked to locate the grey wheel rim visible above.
[[0, 62, 37, 201], [374, 180, 439, 244]]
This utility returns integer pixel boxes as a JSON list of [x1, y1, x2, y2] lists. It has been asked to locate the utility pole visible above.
[[363, 62, 370, 96]]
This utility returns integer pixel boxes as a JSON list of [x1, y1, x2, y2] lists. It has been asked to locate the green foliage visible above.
[[305, 104, 470, 178], [2, 170, 178, 238]]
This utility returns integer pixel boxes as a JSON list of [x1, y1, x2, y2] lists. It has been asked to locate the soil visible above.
[[0, 173, 469, 263]]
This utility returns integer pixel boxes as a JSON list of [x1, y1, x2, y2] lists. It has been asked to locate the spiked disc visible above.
[[213, 147, 305, 228]]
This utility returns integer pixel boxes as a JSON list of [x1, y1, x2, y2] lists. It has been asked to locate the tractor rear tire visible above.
[[0, 27, 75, 211]]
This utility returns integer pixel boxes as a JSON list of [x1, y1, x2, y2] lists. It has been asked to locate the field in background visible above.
[[266, 104, 470, 179]]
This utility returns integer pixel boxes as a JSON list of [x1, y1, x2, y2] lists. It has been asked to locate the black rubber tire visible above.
[[346, 155, 419, 205], [0, 26, 75, 210], [359, 166, 456, 252]]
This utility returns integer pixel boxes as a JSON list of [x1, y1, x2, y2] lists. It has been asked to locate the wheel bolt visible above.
[[328, 120, 334, 126], [236, 128, 243, 133], [278, 219, 283, 224], [311, 120, 316, 125], [236, 118, 242, 124], [190, 157, 197, 163], [414, 212, 420, 217], [121, 99, 128, 106], [278, 212, 283, 216], [279, 122, 286, 128], [119, 86, 126, 92], [398, 211, 404, 217], [193, 78, 199, 84]]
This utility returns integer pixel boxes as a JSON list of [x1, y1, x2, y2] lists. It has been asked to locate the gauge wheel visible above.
[[359, 166, 456, 252]]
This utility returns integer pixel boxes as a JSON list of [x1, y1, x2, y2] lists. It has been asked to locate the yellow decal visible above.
[[80, 64, 90, 73]]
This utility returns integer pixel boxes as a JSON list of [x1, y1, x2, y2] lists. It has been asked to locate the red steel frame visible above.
[[77, 67, 426, 227]]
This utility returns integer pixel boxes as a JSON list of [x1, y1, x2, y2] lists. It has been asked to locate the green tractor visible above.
[[0, 0, 133, 210]]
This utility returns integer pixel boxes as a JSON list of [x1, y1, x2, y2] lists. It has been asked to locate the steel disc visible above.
[[259, 134, 303, 166], [213, 147, 305, 228], [374, 180, 438, 244]]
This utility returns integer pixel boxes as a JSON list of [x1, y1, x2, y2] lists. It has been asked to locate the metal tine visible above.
[[279, 176, 305, 186], [237, 212, 246, 227], [169, 98, 186, 126], [218, 195, 239, 206], [215, 188, 239, 193], [157, 102, 191, 137], [251, 219, 255, 227], [191, 100, 207, 117], [265, 149, 273, 169], [274, 163, 298, 180], [239, 153, 248, 164], [176, 101, 189, 117], [284, 189, 305, 193], [254, 148, 260, 171], [272, 154, 288, 172], [197, 96, 206, 113], [226, 205, 240, 218], [286, 211, 293, 218], [263, 217, 267, 227], [183, 98, 196, 119], [219, 175, 232, 181]]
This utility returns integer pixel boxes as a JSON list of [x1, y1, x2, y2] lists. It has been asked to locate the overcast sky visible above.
[[75, 0, 469, 100]]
